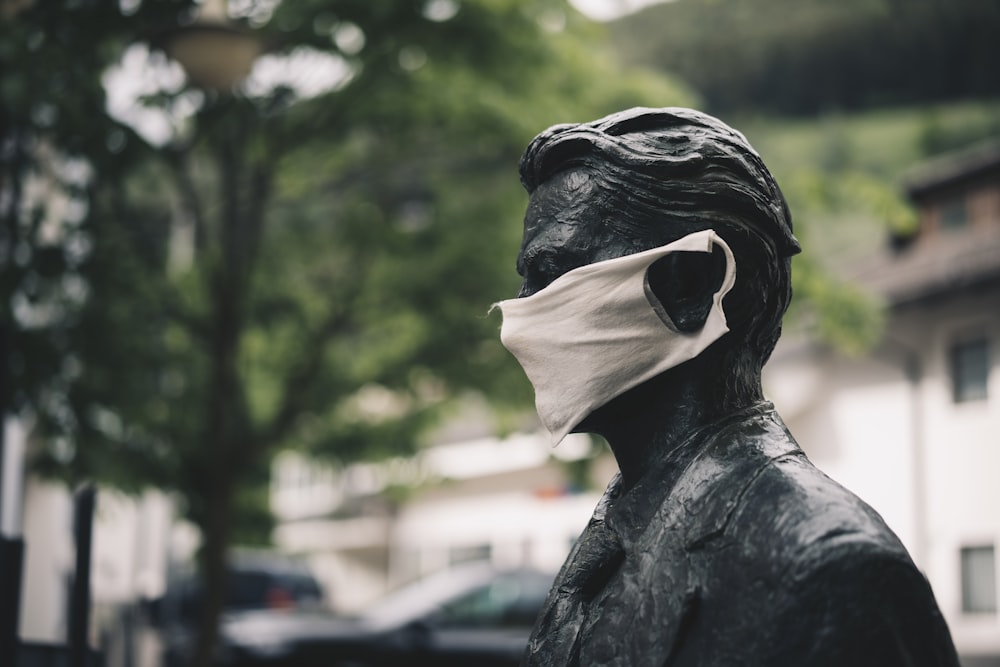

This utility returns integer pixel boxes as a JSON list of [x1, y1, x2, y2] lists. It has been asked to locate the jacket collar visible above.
[[603, 402, 800, 550]]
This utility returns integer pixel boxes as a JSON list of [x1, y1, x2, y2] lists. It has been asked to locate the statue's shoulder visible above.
[[656, 410, 959, 667], [732, 419, 908, 564], [665, 406, 910, 571]]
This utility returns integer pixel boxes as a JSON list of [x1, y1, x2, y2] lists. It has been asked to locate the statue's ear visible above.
[[645, 245, 728, 333]]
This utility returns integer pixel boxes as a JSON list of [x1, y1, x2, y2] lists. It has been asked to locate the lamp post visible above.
[[148, 5, 265, 667]]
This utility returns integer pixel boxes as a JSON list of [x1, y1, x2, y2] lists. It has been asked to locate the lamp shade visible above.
[[159, 23, 262, 91]]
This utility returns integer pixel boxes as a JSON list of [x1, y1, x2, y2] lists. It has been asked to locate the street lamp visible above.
[[148, 6, 267, 667], [158, 23, 262, 91], [153, 0, 263, 91]]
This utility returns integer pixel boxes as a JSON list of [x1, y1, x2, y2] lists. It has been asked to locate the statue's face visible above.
[[516, 168, 632, 298]]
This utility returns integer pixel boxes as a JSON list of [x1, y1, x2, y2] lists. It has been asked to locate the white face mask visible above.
[[494, 229, 736, 445]]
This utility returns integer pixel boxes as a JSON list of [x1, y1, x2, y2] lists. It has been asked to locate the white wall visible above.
[[765, 345, 919, 554], [91, 490, 173, 604], [20, 480, 75, 642], [766, 281, 1000, 658], [270, 433, 615, 612], [19, 480, 174, 643], [393, 488, 600, 576], [910, 289, 1000, 654]]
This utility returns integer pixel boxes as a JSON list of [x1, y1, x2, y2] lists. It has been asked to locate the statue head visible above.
[[514, 107, 801, 412]]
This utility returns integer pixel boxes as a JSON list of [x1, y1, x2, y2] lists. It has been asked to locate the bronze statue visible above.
[[494, 108, 959, 666]]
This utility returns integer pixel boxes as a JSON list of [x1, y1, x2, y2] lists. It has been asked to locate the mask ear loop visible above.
[[642, 266, 682, 333], [642, 234, 737, 334], [713, 235, 737, 319]]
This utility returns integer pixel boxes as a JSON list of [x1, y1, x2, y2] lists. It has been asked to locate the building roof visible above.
[[904, 139, 1000, 201], [842, 139, 1000, 305], [849, 226, 1000, 306]]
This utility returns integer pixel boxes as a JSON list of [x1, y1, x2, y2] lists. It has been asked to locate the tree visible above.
[[3, 1, 692, 664]]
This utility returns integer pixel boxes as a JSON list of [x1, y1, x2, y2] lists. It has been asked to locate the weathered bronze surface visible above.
[[511, 108, 959, 666]]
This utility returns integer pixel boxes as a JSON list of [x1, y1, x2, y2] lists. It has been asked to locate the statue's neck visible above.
[[602, 399, 714, 491], [581, 359, 754, 491]]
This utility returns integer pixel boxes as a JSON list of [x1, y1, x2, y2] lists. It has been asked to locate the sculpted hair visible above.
[[518, 107, 801, 408]]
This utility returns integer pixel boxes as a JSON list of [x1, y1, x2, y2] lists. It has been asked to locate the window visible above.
[[437, 572, 552, 628], [961, 545, 997, 613], [448, 543, 491, 567], [939, 197, 968, 230], [951, 338, 990, 403]]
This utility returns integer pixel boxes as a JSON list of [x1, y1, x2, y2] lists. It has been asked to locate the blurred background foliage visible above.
[[2, 2, 691, 662], [2, 0, 999, 661], [2, 0, 691, 510]]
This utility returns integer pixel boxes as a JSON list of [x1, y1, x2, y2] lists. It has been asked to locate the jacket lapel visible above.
[[523, 407, 803, 667], [680, 410, 802, 551], [582, 409, 803, 665]]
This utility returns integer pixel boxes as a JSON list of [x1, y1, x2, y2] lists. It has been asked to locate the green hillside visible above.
[[608, 0, 1000, 115]]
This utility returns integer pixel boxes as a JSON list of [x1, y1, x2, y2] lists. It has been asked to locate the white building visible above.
[[271, 425, 617, 613], [16, 476, 175, 646], [5, 416, 178, 664], [766, 140, 1000, 664]]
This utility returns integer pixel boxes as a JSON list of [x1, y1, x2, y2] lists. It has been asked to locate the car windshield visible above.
[[357, 564, 552, 631], [357, 564, 500, 630]]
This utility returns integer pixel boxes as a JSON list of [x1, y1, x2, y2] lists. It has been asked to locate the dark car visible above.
[[220, 562, 554, 667], [155, 552, 326, 666]]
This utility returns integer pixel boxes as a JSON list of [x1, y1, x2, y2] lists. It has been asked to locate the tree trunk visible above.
[[191, 264, 243, 667], [192, 467, 236, 667], [191, 105, 262, 667]]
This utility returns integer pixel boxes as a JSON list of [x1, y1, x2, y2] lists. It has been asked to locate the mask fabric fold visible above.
[[494, 229, 736, 444]]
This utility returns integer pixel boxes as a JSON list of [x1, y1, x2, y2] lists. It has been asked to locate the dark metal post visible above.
[[1, 418, 26, 666], [0, 535, 24, 665], [69, 485, 96, 667]]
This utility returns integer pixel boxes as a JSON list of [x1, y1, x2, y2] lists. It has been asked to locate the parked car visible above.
[[219, 562, 555, 667], [154, 551, 326, 666]]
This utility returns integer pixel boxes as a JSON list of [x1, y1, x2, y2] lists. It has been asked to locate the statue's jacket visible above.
[[523, 403, 960, 667]]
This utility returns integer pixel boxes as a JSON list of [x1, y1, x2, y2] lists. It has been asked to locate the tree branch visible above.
[[161, 290, 211, 341], [255, 296, 358, 451], [164, 147, 208, 255], [242, 162, 273, 274]]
